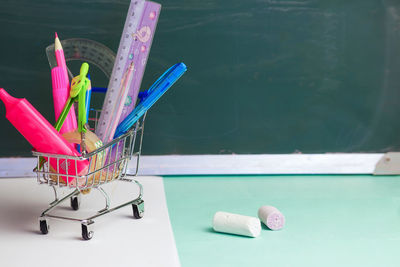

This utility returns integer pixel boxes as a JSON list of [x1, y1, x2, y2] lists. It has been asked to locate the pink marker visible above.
[[51, 66, 77, 134], [0, 88, 88, 184], [54, 32, 77, 133]]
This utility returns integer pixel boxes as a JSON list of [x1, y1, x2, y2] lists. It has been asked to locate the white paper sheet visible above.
[[0, 176, 180, 267]]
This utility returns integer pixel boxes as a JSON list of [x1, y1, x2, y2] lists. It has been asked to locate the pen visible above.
[[114, 62, 187, 138], [101, 61, 135, 143]]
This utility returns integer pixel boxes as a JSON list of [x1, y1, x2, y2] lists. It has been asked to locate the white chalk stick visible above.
[[258, 205, 285, 230], [212, 211, 261, 237]]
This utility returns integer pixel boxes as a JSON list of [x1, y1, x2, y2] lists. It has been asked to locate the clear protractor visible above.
[[45, 38, 116, 79]]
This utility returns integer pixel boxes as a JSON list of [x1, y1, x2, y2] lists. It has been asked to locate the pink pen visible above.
[[54, 32, 77, 133], [105, 61, 135, 143], [51, 66, 77, 134], [0, 88, 88, 184]]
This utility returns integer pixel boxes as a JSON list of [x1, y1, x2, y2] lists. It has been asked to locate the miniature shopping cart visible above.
[[32, 111, 146, 240]]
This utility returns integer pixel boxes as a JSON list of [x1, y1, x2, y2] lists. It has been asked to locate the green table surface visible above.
[[164, 175, 400, 267]]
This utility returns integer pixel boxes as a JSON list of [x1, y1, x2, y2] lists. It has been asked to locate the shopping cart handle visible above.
[[91, 87, 107, 93], [138, 90, 151, 102], [92, 87, 150, 102]]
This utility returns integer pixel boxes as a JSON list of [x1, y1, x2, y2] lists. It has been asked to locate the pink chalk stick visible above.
[[258, 205, 285, 230]]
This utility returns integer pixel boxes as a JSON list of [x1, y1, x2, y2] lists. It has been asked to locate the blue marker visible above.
[[114, 62, 187, 138]]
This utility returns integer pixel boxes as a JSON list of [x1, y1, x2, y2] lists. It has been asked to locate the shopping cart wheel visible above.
[[132, 200, 144, 219], [40, 219, 49, 234], [70, 195, 80, 211], [81, 224, 94, 240]]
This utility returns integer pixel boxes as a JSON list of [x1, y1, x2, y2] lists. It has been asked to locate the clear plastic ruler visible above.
[[96, 0, 161, 143]]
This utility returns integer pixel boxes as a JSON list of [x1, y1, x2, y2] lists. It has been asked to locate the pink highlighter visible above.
[[51, 66, 77, 134], [0, 88, 88, 184]]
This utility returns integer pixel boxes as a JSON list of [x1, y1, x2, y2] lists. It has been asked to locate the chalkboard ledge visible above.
[[0, 154, 393, 177]]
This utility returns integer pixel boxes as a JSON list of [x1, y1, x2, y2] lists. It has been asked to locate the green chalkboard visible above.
[[1, 0, 400, 156]]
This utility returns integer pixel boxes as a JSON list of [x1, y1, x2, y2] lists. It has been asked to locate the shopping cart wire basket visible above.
[[32, 111, 147, 240]]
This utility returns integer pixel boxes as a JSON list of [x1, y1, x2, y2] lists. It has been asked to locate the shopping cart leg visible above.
[[132, 199, 144, 219], [81, 220, 94, 240], [41, 189, 80, 217], [39, 217, 49, 234], [70, 194, 81, 210]]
